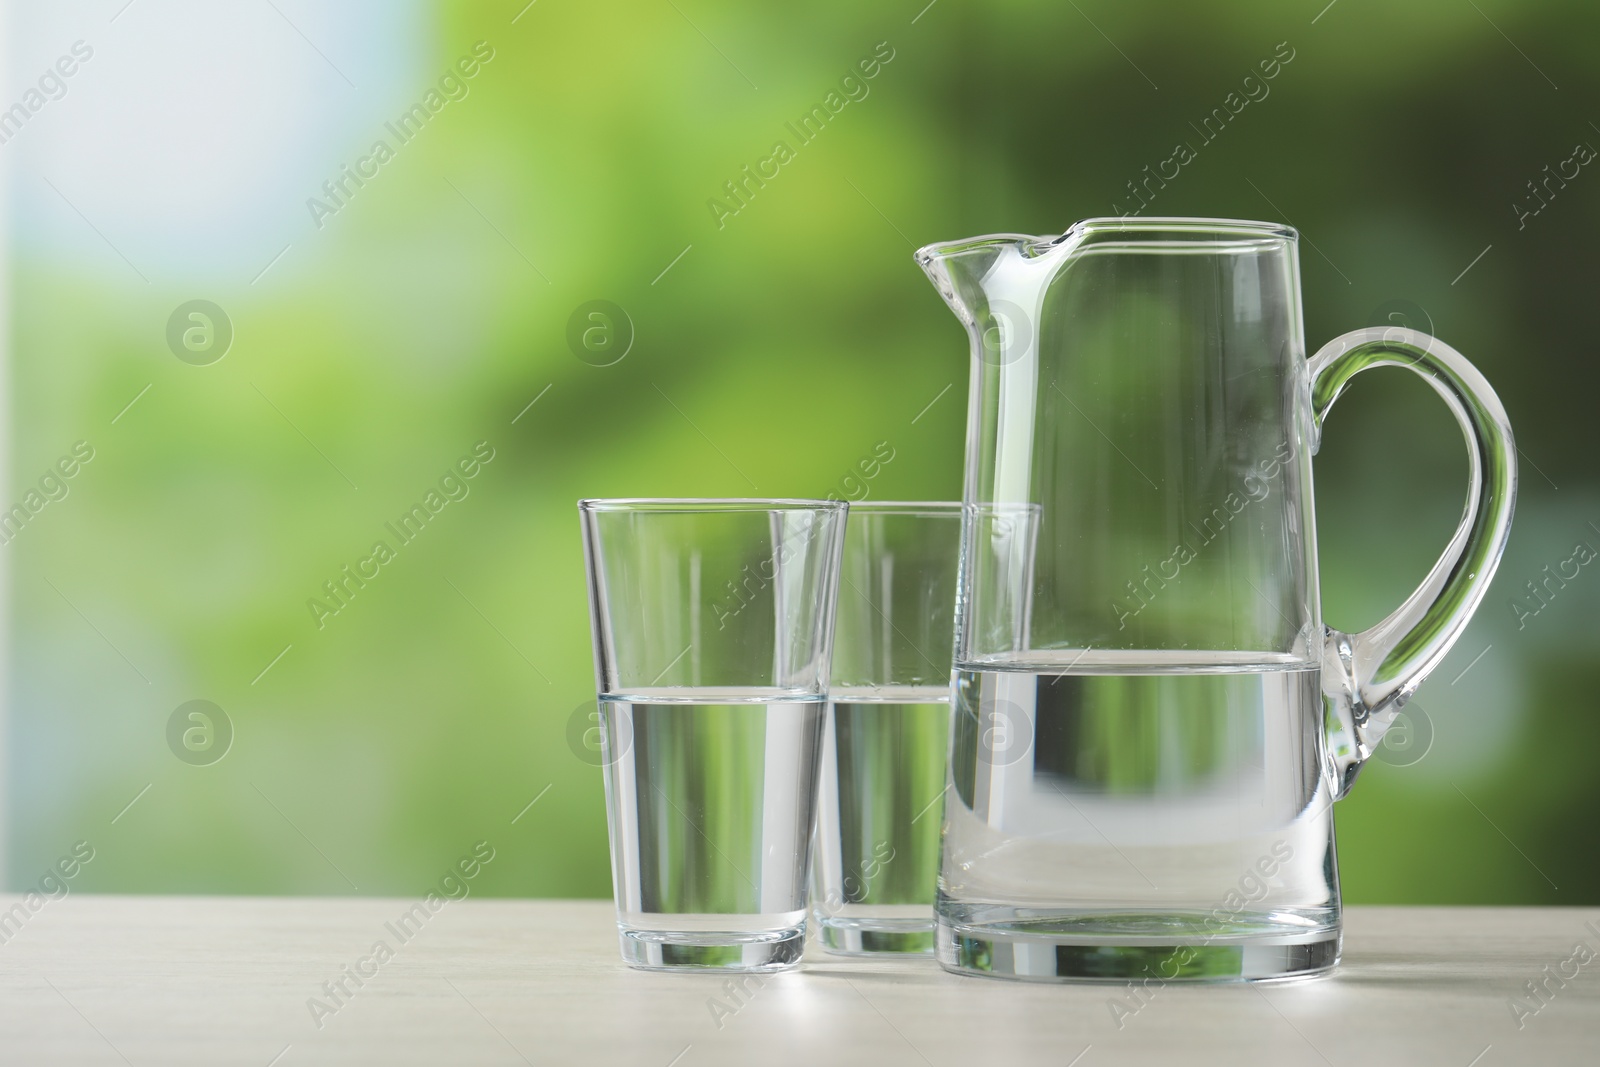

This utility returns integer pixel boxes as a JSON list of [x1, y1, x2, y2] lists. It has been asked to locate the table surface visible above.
[[0, 897, 1595, 1065]]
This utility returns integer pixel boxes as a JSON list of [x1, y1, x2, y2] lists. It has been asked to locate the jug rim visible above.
[[1074, 215, 1296, 239], [915, 216, 1296, 263]]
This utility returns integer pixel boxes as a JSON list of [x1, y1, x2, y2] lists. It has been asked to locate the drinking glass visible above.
[[579, 498, 847, 971], [812, 502, 962, 955]]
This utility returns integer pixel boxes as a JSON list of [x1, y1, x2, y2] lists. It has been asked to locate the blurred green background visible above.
[[6, 0, 1596, 903]]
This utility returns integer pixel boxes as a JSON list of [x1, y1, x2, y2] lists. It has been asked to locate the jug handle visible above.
[[1308, 326, 1517, 798]]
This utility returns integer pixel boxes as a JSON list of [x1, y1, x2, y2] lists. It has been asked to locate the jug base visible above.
[[934, 916, 1340, 983]]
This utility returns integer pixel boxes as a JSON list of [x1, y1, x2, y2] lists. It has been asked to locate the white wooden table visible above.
[[0, 897, 1594, 1065]]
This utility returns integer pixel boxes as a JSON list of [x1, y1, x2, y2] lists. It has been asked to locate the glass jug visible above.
[[916, 217, 1516, 982]]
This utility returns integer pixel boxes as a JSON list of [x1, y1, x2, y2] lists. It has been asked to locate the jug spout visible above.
[[915, 228, 1101, 374], [913, 234, 1038, 327]]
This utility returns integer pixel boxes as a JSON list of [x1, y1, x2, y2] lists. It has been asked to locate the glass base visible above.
[[817, 917, 935, 955], [935, 914, 1341, 983], [618, 925, 806, 972]]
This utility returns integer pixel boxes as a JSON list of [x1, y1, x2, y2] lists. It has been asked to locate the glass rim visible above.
[[845, 500, 963, 517], [578, 497, 848, 514]]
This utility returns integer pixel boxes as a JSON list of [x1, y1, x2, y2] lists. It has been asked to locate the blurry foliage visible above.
[[8, 0, 1598, 903]]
